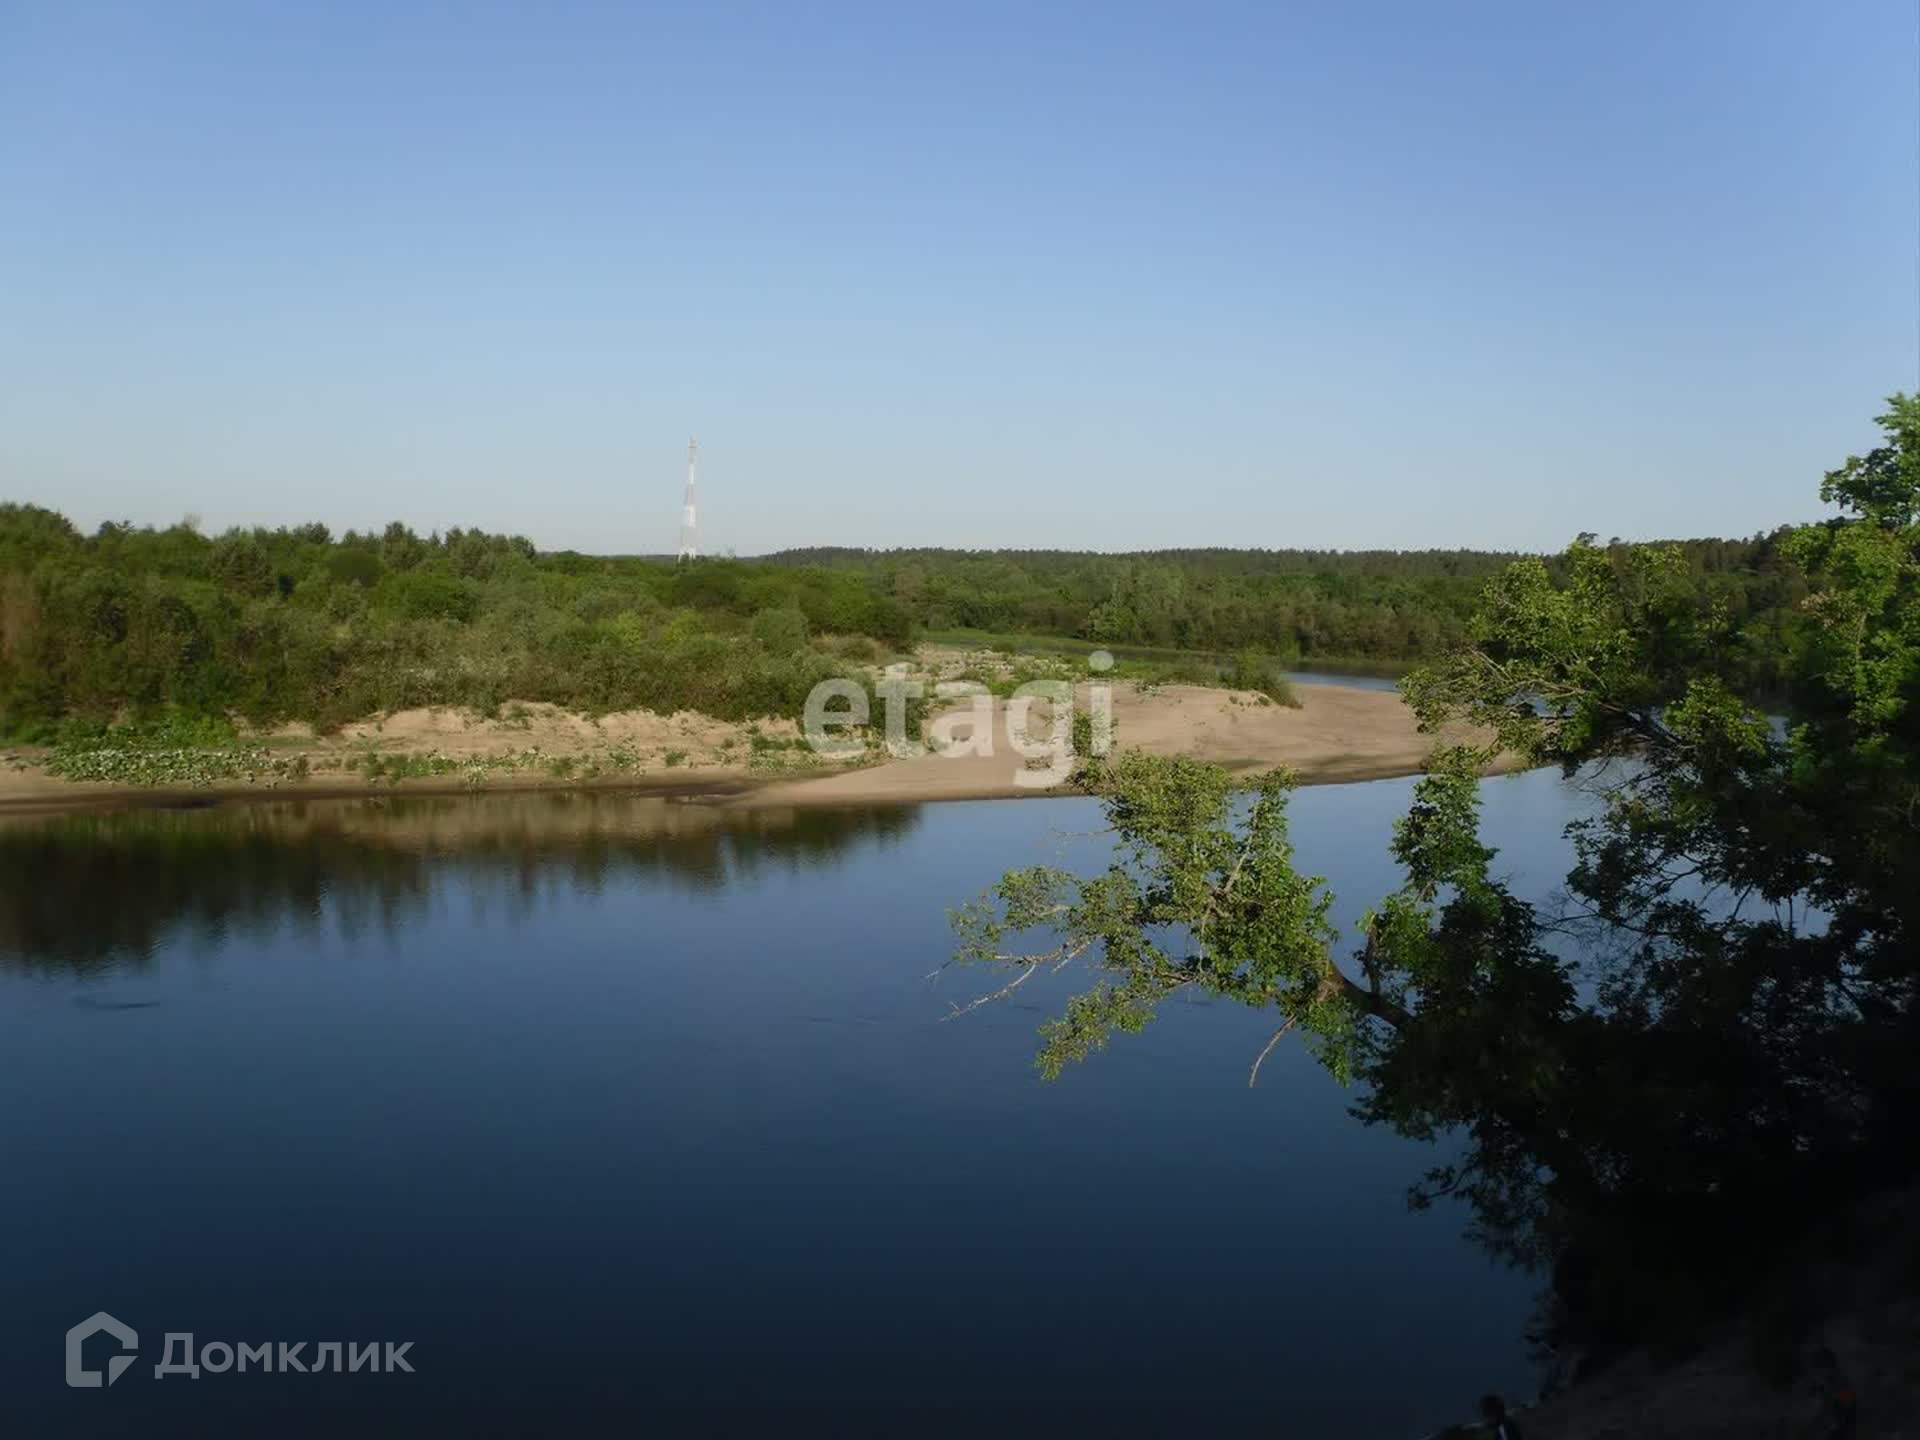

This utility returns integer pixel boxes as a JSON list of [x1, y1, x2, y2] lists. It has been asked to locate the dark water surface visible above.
[[1, 771, 1587, 1436]]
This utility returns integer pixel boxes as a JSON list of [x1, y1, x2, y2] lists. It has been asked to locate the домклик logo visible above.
[[66, 1311, 138, 1388]]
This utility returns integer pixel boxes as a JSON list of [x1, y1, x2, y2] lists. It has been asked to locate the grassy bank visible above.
[[921, 628, 1410, 677]]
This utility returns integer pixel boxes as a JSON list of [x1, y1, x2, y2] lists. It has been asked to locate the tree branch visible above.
[[941, 939, 1092, 1020], [1247, 1017, 1297, 1088]]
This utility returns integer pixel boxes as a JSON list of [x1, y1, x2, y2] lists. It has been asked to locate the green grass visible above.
[[919, 628, 1408, 681], [355, 751, 465, 782], [922, 628, 1214, 662], [747, 731, 807, 754], [927, 636, 1304, 707]]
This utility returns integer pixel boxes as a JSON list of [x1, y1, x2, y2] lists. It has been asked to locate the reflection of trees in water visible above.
[[0, 793, 920, 974]]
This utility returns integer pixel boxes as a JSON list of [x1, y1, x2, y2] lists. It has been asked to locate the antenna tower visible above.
[[677, 438, 700, 560]]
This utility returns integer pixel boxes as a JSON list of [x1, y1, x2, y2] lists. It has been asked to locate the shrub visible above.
[[1224, 650, 1299, 707], [751, 605, 810, 654], [379, 571, 480, 623]]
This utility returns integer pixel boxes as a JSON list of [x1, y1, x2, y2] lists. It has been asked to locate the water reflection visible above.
[[0, 792, 920, 974], [0, 780, 1548, 1434]]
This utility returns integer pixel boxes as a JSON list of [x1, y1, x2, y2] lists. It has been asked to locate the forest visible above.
[[769, 537, 1813, 683], [0, 499, 1815, 740], [0, 511, 909, 738]]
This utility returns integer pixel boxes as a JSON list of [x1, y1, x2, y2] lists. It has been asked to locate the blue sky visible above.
[[1, 0, 1915, 554]]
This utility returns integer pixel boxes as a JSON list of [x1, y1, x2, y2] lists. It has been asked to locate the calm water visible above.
[[1, 769, 1589, 1436]]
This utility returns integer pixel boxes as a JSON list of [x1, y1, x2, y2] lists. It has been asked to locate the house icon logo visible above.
[[66, 1312, 138, 1388]]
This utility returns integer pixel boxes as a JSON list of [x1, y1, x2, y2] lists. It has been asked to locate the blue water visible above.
[[0, 769, 1586, 1436]]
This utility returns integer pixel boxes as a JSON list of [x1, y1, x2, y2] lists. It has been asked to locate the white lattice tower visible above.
[[677, 437, 699, 560]]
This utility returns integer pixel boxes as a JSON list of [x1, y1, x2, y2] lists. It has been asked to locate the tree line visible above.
[[0, 512, 912, 738], [767, 538, 1815, 689], [1, 501, 1817, 738]]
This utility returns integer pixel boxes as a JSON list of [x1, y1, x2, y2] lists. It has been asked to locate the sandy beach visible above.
[[0, 681, 1511, 817], [739, 681, 1513, 807]]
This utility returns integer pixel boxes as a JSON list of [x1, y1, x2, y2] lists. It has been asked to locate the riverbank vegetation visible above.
[[768, 535, 1816, 695], [0, 512, 913, 739], [954, 396, 1920, 1371], [2, 501, 1813, 743]]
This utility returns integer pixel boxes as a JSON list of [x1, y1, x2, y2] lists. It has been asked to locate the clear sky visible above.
[[2, 0, 1915, 555]]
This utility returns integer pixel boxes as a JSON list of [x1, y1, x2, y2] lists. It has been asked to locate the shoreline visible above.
[[0, 748, 1532, 820], [0, 681, 1520, 819], [0, 766, 777, 818]]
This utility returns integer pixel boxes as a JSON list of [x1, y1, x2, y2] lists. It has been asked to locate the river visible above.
[[0, 766, 1594, 1435]]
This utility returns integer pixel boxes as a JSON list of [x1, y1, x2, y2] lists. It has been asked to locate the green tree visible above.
[[952, 396, 1920, 1356], [208, 532, 275, 597], [1821, 392, 1920, 528]]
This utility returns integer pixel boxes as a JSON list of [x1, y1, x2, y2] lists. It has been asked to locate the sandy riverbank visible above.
[[0, 681, 1513, 817], [739, 681, 1516, 807]]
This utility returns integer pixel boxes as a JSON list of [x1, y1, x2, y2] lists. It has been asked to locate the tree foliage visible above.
[[0, 503, 1820, 737], [954, 396, 1920, 1358], [0, 515, 917, 737], [770, 538, 1815, 685]]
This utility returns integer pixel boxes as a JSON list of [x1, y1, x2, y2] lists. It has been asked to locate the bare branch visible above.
[[941, 939, 1092, 1021], [1247, 1016, 1297, 1088]]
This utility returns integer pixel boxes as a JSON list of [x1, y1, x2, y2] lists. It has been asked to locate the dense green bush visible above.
[[381, 570, 481, 623], [1223, 650, 1299, 707], [750, 605, 810, 654], [0, 509, 904, 736]]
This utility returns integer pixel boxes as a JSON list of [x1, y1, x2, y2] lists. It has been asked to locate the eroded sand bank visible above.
[[0, 681, 1513, 816]]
